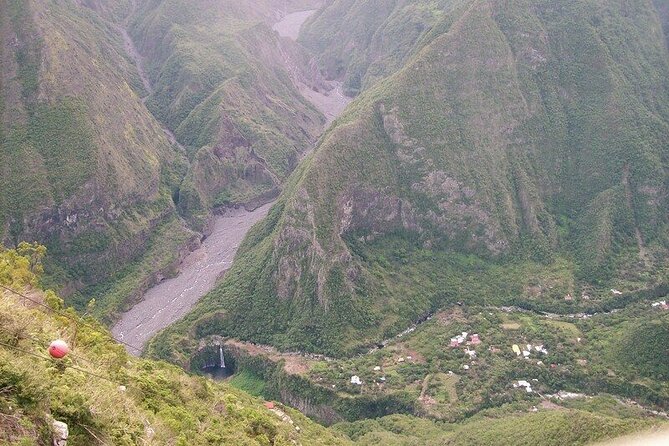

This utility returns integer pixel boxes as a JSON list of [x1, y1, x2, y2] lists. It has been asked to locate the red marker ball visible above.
[[48, 340, 69, 359]]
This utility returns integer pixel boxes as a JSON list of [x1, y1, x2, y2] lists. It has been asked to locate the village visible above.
[[298, 295, 668, 422]]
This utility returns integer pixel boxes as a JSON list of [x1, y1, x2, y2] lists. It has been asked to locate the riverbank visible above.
[[112, 203, 272, 351]]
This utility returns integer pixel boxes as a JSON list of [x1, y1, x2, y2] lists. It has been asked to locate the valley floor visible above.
[[113, 8, 352, 353], [112, 203, 272, 352]]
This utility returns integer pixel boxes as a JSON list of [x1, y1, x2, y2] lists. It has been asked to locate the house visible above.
[[470, 334, 482, 345], [611, 289, 623, 295], [512, 344, 521, 356], [465, 348, 477, 359], [564, 294, 573, 301], [350, 375, 362, 385], [450, 331, 469, 347], [652, 300, 669, 310], [265, 402, 275, 410], [514, 380, 533, 393]]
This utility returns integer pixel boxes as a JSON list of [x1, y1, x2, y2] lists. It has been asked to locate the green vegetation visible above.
[[1, 0, 325, 319], [0, 0, 189, 314], [229, 370, 268, 397], [2, 246, 664, 445], [334, 410, 658, 446], [300, 0, 468, 95], [129, 0, 324, 227], [156, 0, 669, 360], [0, 245, 352, 445]]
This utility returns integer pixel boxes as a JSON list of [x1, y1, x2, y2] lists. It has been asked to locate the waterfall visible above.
[[219, 345, 226, 369]]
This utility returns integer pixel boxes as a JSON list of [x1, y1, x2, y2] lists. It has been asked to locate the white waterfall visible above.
[[219, 345, 226, 369]]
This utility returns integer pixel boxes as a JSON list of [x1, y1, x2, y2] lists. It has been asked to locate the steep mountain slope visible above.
[[155, 0, 669, 357], [0, 0, 190, 294], [129, 0, 325, 229], [655, 0, 669, 47], [300, 0, 471, 95], [1, 0, 330, 320]]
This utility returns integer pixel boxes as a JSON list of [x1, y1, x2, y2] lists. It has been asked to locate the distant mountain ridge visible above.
[[0, 0, 189, 293]]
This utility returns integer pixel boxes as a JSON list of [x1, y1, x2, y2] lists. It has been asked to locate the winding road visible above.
[[113, 9, 351, 354]]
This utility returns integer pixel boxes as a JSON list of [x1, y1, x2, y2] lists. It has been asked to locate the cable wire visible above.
[[0, 340, 118, 384], [0, 283, 142, 352], [0, 326, 98, 368]]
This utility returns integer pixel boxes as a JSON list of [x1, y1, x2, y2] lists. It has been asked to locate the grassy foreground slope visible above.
[[152, 0, 669, 357], [0, 244, 351, 446]]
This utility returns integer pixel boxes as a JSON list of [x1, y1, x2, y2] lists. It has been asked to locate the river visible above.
[[113, 9, 350, 353], [112, 203, 272, 350], [273, 10, 352, 123]]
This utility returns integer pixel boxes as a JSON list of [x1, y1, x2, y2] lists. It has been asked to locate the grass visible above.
[[229, 370, 268, 397], [0, 245, 352, 446], [4, 245, 666, 445]]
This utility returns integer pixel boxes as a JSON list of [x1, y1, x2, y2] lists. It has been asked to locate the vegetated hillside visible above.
[[1, 0, 329, 320], [0, 244, 351, 446], [334, 410, 660, 446], [0, 0, 191, 296], [129, 0, 325, 229], [153, 0, 669, 357], [300, 0, 471, 95], [655, 0, 669, 47]]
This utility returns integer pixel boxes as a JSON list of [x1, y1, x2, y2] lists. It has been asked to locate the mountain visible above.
[[128, 0, 324, 229], [154, 0, 669, 357], [299, 0, 471, 95], [0, 0, 191, 297], [1, 0, 325, 318]]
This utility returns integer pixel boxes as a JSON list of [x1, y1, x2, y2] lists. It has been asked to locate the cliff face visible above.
[[0, 0, 188, 290], [159, 0, 669, 356]]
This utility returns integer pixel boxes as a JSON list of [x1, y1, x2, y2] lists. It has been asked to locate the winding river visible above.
[[113, 9, 350, 353], [112, 203, 273, 351]]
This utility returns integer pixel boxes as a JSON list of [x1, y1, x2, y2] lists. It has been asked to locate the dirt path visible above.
[[622, 164, 650, 265], [117, 24, 185, 151], [112, 203, 272, 352], [118, 26, 152, 98]]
